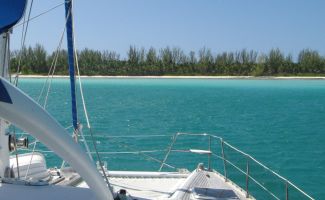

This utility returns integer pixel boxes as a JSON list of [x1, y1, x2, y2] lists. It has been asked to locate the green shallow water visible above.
[[17, 78, 325, 199]]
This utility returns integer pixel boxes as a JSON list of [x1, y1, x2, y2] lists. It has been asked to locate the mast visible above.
[[65, 0, 78, 132], [0, 32, 10, 80], [0, 0, 28, 178], [0, 31, 10, 177]]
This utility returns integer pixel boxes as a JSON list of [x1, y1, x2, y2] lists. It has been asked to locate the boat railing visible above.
[[155, 132, 314, 200], [18, 132, 314, 200]]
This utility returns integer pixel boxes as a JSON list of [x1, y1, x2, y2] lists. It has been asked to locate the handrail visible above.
[[222, 140, 314, 200], [17, 132, 314, 200], [162, 132, 314, 200], [212, 153, 280, 200]]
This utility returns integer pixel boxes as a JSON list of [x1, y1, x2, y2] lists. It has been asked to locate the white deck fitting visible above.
[[10, 152, 50, 181]]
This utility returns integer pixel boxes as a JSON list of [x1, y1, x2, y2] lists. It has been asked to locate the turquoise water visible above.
[[17, 78, 324, 199]]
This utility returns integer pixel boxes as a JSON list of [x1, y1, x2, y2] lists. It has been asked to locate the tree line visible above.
[[10, 44, 325, 76]]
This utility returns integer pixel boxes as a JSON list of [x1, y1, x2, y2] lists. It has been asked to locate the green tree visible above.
[[265, 48, 285, 75], [198, 47, 214, 74], [298, 49, 324, 73], [32, 44, 47, 73]]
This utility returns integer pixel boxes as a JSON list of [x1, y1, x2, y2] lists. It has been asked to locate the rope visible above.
[[73, 25, 93, 160]]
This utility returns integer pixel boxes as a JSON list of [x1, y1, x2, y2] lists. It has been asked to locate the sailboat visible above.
[[0, 0, 315, 200]]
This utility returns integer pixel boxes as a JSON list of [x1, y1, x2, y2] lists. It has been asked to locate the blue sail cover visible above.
[[65, 0, 78, 130], [0, 0, 27, 34], [0, 79, 12, 104]]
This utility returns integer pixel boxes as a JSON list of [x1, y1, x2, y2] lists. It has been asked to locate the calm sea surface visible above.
[[18, 78, 325, 199]]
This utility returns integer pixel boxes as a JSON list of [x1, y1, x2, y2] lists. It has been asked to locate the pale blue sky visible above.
[[11, 0, 325, 59]]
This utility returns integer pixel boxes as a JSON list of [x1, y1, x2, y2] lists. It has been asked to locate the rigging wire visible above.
[[12, 133, 20, 178], [25, 7, 70, 179], [36, 25, 66, 105], [15, 0, 28, 81], [83, 134, 172, 138], [9, 0, 35, 181], [24, 26, 66, 178], [72, 39, 179, 176], [14, 3, 65, 28], [20, 5, 27, 49], [13, 1, 64, 86], [42, 25, 66, 109], [14, 0, 34, 86], [107, 136, 178, 170], [24, 136, 38, 179], [20, 148, 177, 170], [9, 0, 175, 190]]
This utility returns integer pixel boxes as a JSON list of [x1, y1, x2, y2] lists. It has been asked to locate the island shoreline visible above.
[[16, 75, 325, 80]]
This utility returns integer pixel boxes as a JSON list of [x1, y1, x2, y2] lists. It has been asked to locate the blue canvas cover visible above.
[[0, 0, 27, 34], [0, 79, 12, 104], [65, 0, 78, 130]]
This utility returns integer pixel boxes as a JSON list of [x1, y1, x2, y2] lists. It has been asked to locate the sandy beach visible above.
[[17, 75, 325, 80]]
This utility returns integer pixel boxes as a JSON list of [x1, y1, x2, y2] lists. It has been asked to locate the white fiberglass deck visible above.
[[78, 170, 252, 200], [0, 183, 97, 200]]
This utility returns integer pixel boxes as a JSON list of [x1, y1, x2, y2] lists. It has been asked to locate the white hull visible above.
[[6, 153, 251, 200]]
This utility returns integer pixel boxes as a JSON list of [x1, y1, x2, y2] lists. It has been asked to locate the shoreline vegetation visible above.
[[10, 44, 325, 77], [18, 75, 325, 79]]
